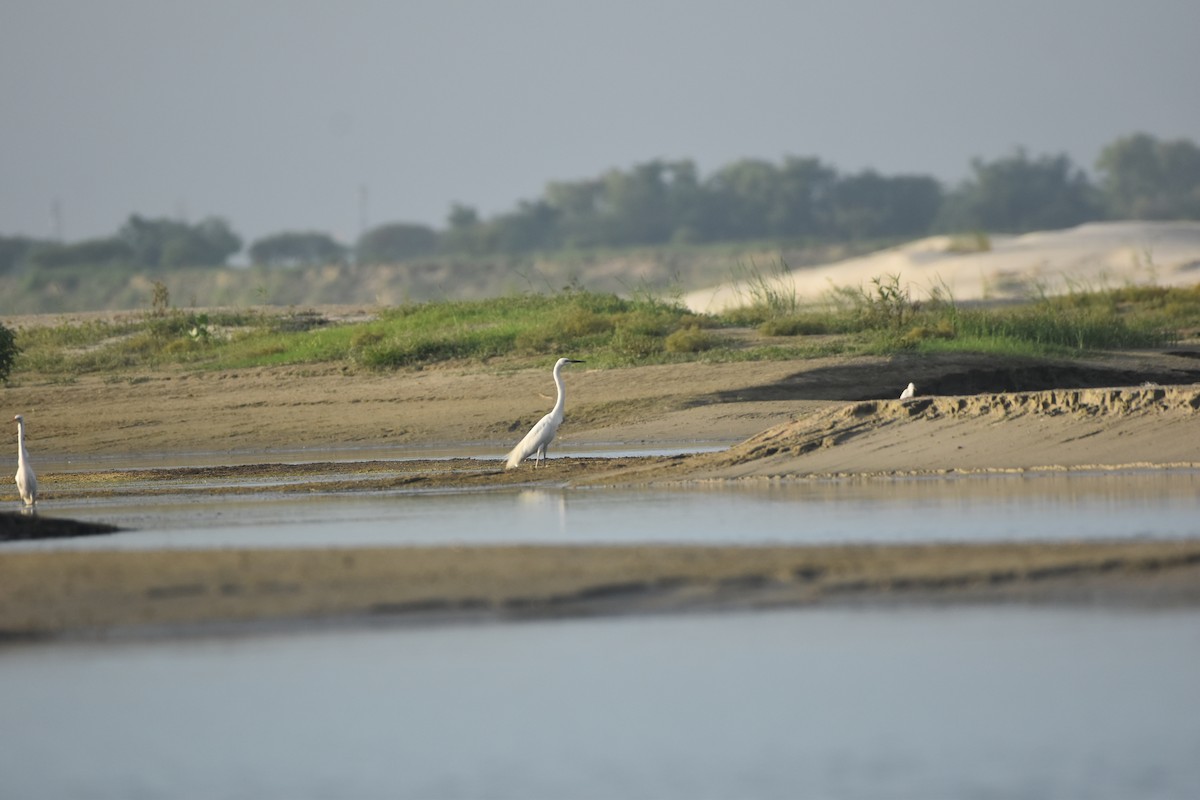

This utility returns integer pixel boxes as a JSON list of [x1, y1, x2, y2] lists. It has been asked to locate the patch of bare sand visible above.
[[4, 359, 820, 460]]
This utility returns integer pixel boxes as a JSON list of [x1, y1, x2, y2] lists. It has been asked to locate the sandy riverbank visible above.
[[5, 348, 1199, 466], [2, 348, 1199, 637]]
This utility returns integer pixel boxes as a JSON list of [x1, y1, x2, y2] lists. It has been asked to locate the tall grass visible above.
[[745, 274, 1189, 356], [10, 281, 1197, 381], [719, 259, 799, 326]]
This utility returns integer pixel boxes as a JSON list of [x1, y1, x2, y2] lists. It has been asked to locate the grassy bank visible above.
[[7, 280, 1199, 383]]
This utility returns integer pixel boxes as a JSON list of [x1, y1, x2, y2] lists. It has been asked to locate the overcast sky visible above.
[[2, 0, 1198, 246]]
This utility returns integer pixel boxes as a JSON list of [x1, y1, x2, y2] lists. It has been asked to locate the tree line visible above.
[[2, 131, 1199, 274]]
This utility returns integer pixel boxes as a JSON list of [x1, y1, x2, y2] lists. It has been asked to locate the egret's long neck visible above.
[[16, 422, 26, 458], [551, 364, 567, 416]]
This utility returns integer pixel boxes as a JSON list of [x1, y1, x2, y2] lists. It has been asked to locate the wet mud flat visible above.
[[0, 511, 118, 542], [3, 539, 1200, 640]]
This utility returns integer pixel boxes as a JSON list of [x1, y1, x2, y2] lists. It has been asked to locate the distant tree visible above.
[[940, 149, 1100, 233], [0, 235, 47, 273], [540, 160, 705, 247], [188, 217, 242, 266], [598, 160, 678, 246], [118, 215, 241, 268], [442, 205, 487, 256], [695, 156, 842, 242], [661, 160, 710, 243], [488, 200, 560, 254], [1096, 133, 1200, 219], [119, 215, 171, 266], [705, 159, 780, 241], [27, 236, 134, 269], [355, 222, 439, 264], [767, 156, 838, 239], [544, 178, 607, 248], [435, 155, 951, 253], [249, 231, 347, 267], [829, 171, 942, 240], [0, 322, 17, 383]]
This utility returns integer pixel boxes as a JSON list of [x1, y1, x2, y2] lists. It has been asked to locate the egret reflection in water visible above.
[[516, 489, 569, 536]]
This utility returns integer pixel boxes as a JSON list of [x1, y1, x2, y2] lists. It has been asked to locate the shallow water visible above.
[[13, 468, 1200, 551], [2, 606, 1197, 799]]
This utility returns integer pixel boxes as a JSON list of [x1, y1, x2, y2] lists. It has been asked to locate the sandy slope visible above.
[[685, 221, 1200, 312]]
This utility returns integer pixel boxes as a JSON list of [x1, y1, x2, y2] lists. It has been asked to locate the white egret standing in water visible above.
[[14, 414, 37, 507], [899, 382, 915, 399], [506, 358, 585, 469]]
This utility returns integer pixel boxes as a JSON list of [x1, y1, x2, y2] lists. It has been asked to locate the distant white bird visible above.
[[506, 358, 585, 469], [899, 382, 915, 399], [14, 414, 37, 508]]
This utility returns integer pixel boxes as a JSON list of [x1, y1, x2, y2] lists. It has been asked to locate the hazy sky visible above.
[[3, 0, 1198, 246]]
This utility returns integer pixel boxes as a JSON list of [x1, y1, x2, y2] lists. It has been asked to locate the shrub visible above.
[[609, 328, 663, 360], [759, 315, 835, 336], [899, 320, 956, 348], [665, 325, 719, 353], [557, 306, 614, 338]]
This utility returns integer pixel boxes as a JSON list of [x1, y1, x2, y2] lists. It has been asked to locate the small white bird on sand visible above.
[[899, 382, 915, 399], [506, 358, 585, 469], [14, 414, 37, 508]]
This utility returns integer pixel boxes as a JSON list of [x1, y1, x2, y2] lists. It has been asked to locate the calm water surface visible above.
[[2, 607, 1198, 799], [13, 469, 1200, 551], [6, 462, 1200, 797]]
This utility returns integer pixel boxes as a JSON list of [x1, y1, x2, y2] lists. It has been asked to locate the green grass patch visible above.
[[9, 281, 1198, 381]]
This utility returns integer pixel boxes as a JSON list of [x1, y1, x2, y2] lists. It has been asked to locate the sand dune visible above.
[[685, 221, 1200, 313]]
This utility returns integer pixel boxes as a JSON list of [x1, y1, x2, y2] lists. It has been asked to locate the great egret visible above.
[[899, 382, 915, 399], [505, 358, 585, 469], [14, 414, 37, 507]]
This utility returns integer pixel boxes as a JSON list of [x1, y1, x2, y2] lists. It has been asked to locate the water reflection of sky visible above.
[[3, 607, 1198, 799], [13, 470, 1200, 551]]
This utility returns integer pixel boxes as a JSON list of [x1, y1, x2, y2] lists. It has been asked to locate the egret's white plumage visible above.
[[899, 382, 915, 399], [505, 358, 584, 469], [14, 414, 37, 507]]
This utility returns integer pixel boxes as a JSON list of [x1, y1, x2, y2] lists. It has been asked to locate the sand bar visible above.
[[2, 341, 1199, 637]]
